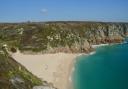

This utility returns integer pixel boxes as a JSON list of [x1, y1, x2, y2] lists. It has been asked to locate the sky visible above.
[[0, 0, 128, 22]]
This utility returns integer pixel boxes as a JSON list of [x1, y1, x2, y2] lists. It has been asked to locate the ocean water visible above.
[[73, 43, 128, 89]]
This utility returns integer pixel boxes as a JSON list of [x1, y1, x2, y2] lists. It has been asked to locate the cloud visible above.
[[41, 8, 48, 14]]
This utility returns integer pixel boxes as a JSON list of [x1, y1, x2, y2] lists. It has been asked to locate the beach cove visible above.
[[12, 51, 83, 89], [12, 44, 109, 89]]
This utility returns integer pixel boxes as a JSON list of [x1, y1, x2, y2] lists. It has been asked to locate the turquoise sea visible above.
[[73, 42, 128, 89]]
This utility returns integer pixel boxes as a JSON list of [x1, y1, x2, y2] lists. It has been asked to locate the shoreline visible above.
[[67, 53, 86, 89], [12, 44, 109, 89], [69, 52, 97, 89], [12, 51, 82, 89], [69, 43, 110, 89]]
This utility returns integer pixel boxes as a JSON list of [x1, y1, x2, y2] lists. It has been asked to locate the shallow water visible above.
[[73, 43, 128, 89]]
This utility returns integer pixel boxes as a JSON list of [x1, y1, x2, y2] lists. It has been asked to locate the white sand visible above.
[[12, 51, 83, 89], [92, 44, 109, 48], [11, 43, 108, 89]]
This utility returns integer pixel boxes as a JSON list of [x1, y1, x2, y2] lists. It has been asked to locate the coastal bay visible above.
[[11, 44, 108, 89], [0, 22, 128, 89], [73, 43, 128, 89]]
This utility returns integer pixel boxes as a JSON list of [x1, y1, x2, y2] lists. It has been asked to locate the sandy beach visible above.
[[11, 44, 109, 89], [12, 51, 82, 89]]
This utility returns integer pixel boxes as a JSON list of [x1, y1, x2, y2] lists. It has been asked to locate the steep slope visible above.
[[0, 45, 55, 89]]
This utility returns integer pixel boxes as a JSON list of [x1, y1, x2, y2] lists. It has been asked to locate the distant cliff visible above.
[[0, 21, 128, 53]]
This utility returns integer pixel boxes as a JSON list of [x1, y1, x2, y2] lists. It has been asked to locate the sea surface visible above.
[[73, 43, 128, 89]]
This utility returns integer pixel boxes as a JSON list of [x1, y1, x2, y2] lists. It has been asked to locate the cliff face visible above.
[[0, 22, 128, 53]]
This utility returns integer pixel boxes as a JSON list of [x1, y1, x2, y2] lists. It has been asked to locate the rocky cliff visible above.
[[0, 21, 128, 53]]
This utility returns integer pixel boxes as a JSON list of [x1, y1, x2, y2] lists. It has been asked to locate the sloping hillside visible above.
[[0, 45, 55, 89]]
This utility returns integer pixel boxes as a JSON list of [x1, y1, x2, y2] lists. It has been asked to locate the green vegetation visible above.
[[0, 45, 42, 89], [0, 22, 128, 53]]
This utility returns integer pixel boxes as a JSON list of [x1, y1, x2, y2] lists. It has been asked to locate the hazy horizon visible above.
[[1, 20, 128, 23]]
